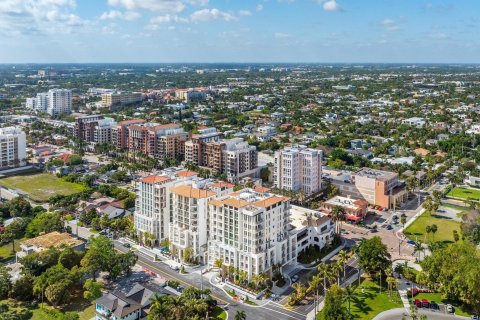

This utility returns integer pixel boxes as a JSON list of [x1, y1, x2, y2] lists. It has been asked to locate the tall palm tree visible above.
[[344, 285, 355, 317], [308, 275, 322, 317], [235, 310, 247, 320], [413, 241, 424, 261], [149, 294, 171, 320], [333, 260, 343, 286], [425, 225, 432, 242], [338, 250, 350, 280], [331, 205, 345, 236], [317, 263, 335, 295], [430, 224, 438, 242]]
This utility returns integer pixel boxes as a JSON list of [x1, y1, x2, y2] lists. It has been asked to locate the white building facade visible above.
[[0, 127, 26, 169], [273, 145, 323, 195]]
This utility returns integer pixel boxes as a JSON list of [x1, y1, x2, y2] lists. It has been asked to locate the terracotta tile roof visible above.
[[170, 185, 216, 199], [177, 170, 198, 178], [414, 148, 430, 156], [211, 181, 235, 189], [253, 186, 271, 193], [118, 119, 145, 126], [140, 175, 171, 184], [252, 195, 288, 208], [22, 232, 83, 249]]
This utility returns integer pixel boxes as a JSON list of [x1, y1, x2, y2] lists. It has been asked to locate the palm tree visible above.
[[333, 260, 343, 286], [413, 241, 424, 261], [338, 250, 350, 280], [317, 263, 335, 295], [235, 310, 246, 320], [425, 225, 432, 242], [308, 275, 322, 317], [344, 285, 355, 317], [430, 224, 438, 242], [331, 205, 345, 236], [214, 258, 223, 269], [149, 294, 171, 320]]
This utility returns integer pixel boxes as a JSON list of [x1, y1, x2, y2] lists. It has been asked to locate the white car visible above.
[[446, 304, 454, 313], [292, 275, 299, 283]]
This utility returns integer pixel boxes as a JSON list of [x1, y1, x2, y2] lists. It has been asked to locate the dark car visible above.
[[386, 225, 393, 230], [122, 243, 131, 248], [414, 299, 421, 308], [429, 301, 439, 310]]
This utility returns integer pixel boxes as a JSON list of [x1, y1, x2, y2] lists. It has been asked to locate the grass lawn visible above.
[[0, 173, 85, 202], [211, 306, 227, 320], [404, 211, 461, 244], [408, 292, 472, 317], [318, 278, 403, 320], [0, 238, 23, 262], [447, 187, 480, 201]]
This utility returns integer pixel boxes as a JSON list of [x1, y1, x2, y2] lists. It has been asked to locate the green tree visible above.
[[0, 266, 11, 299], [25, 212, 64, 237], [45, 279, 73, 308], [235, 310, 247, 320], [321, 284, 348, 320], [8, 197, 32, 217], [357, 236, 391, 279], [83, 279, 103, 301]]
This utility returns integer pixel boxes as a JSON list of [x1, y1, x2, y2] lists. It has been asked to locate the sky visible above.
[[0, 0, 479, 63]]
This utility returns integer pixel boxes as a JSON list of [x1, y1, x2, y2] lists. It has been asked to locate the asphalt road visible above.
[[373, 307, 470, 320], [114, 241, 307, 320]]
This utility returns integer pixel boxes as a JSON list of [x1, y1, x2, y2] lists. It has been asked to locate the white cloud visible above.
[[321, 0, 342, 12], [380, 19, 401, 32], [381, 19, 394, 26], [0, 0, 88, 36], [239, 10, 252, 17], [150, 14, 188, 24], [190, 8, 237, 22], [100, 10, 140, 21], [187, 0, 208, 5], [108, 0, 186, 13], [275, 32, 289, 38], [256, 4, 263, 12], [430, 32, 449, 40]]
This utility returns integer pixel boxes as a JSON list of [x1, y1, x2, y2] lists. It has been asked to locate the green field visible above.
[[447, 187, 480, 201], [0, 238, 24, 263], [211, 307, 227, 320], [318, 278, 403, 320], [404, 211, 461, 243], [0, 173, 85, 202]]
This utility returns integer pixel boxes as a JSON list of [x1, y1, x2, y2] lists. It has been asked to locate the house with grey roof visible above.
[[95, 283, 166, 320]]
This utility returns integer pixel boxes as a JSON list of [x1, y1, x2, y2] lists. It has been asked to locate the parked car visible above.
[[386, 225, 393, 230], [446, 304, 454, 313], [122, 243, 131, 248], [292, 275, 299, 283], [414, 299, 421, 308], [429, 301, 439, 310], [422, 299, 429, 308], [471, 315, 479, 320]]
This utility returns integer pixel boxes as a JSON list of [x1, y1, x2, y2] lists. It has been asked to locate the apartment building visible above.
[[184, 127, 223, 166], [25, 89, 72, 116], [0, 127, 26, 169], [208, 188, 296, 281], [273, 145, 323, 195], [112, 119, 146, 150], [203, 138, 258, 183], [175, 88, 208, 103], [47, 89, 72, 116], [169, 180, 234, 264], [134, 169, 199, 244], [101, 91, 143, 110], [127, 123, 187, 161]]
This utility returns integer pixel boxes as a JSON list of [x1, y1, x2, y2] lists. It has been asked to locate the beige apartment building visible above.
[[101, 91, 143, 110]]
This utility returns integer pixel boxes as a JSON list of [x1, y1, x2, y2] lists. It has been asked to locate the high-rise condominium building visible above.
[[184, 127, 223, 166], [101, 91, 143, 110], [47, 89, 72, 116], [203, 138, 258, 183], [0, 127, 26, 170], [208, 188, 296, 281], [273, 145, 323, 195]]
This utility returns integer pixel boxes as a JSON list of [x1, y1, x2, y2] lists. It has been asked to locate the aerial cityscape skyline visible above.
[[0, 0, 479, 63]]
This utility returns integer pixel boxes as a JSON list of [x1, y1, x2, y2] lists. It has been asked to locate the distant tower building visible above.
[[274, 145, 323, 195], [47, 89, 72, 116]]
